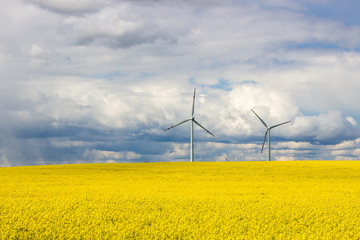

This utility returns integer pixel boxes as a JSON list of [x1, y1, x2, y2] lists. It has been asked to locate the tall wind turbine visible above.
[[165, 88, 215, 162], [251, 109, 290, 161]]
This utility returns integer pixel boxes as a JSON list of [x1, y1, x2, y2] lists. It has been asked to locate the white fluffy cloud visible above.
[[59, 7, 177, 49], [14, 78, 358, 142], [83, 149, 141, 162]]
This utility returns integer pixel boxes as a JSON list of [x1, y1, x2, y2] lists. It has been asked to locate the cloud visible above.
[[25, 0, 109, 14], [259, 0, 305, 10], [0, 148, 11, 167], [275, 141, 314, 149], [289, 111, 360, 143], [346, 116, 357, 127], [120, 0, 230, 6], [164, 143, 189, 161], [49, 139, 92, 148], [1, 0, 360, 165], [83, 149, 124, 159], [330, 138, 360, 150], [275, 156, 297, 161], [325, 138, 360, 160], [2, 77, 359, 165], [329, 142, 360, 160], [83, 149, 141, 161], [56, 5, 177, 49], [74, 24, 177, 49], [211, 84, 298, 137], [330, 149, 360, 158], [126, 151, 141, 160]]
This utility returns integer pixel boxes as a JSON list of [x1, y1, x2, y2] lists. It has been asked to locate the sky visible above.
[[1, 0, 360, 166]]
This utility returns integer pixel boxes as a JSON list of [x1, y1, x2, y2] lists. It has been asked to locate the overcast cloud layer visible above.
[[1, 0, 360, 166]]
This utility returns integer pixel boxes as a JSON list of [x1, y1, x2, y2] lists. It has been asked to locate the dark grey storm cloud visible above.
[[75, 26, 177, 49], [25, 0, 108, 15]]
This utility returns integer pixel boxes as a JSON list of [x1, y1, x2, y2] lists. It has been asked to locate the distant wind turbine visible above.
[[251, 109, 290, 161], [165, 88, 215, 162]]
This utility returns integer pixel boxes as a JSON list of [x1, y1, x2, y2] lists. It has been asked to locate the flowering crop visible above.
[[1, 161, 360, 239]]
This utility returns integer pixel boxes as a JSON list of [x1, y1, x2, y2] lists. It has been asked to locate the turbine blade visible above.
[[251, 109, 268, 128], [191, 88, 196, 117], [261, 130, 268, 153], [270, 120, 291, 129], [164, 119, 191, 131], [193, 119, 215, 137]]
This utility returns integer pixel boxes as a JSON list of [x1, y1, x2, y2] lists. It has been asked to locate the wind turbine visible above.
[[164, 88, 215, 162], [251, 109, 290, 161]]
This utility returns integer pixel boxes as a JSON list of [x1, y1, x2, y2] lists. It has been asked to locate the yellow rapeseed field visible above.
[[1, 161, 360, 239]]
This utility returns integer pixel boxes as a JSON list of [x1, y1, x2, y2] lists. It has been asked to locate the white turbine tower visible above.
[[251, 109, 291, 161], [165, 88, 215, 162]]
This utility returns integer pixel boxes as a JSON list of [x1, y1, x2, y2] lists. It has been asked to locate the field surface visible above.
[[1, 161, 360, 239]]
